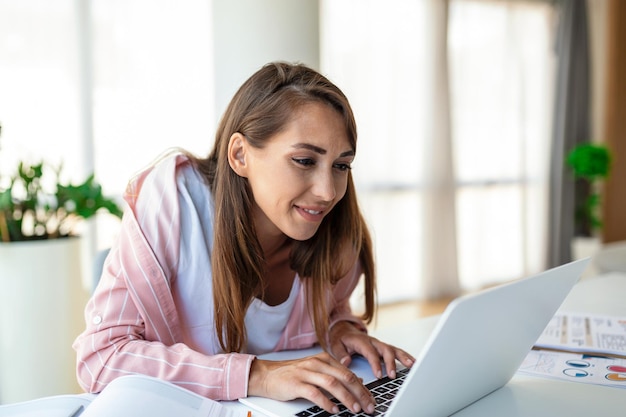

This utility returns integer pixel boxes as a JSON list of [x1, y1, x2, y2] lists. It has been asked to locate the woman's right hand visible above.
[[247, 352, 376, 415]]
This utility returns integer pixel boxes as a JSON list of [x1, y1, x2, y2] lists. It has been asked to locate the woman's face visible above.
[[233, 102, 354, 245]]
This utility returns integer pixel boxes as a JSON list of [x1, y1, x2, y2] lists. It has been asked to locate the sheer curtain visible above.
[[321, 0, 556, 303], [0, 0, 214, 288], [1, 0, 558, 302], [0, 0, 215, 253], [89, 0, 214, 245], [449, 0, 556, 289], [321, 0, 458, 302], [0, 0, 84, 182]]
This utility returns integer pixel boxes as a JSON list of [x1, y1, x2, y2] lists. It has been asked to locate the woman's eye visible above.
[[334, 163, 352, 172], [292, 158, 315, 167]]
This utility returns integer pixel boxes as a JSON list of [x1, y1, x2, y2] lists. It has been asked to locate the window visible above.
[[0, 0, 214, 252], [321, 0, 556, 302], [0, 0, 83, 182], [89, 0, 214, 245], [1, 0, 556, 300], [449, 0, 555, 289]]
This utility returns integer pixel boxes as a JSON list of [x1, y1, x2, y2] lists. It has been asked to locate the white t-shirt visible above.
[[172, 163, 295, 355], [244, 277, 300, 354]]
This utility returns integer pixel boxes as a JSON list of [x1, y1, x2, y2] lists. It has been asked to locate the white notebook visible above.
[[0, 374, 247, 417]]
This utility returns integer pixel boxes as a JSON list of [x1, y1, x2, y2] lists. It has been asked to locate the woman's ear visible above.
[[227, 132, 248, 177]]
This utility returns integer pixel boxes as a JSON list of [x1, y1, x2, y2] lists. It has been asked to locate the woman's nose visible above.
[[312, 170, 336, 202]]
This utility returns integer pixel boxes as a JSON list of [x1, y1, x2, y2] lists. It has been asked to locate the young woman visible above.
[[73, 62, 414, 415]]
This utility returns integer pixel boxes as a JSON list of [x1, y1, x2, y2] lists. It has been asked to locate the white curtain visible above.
[[322, 0, 556, 302], [0, 0, 84, 180], [1, 0, 556, 302], [321, 0, 460, 301], [449, 0, 555, 289], [0, 0, 215, 251], [88, 0, 215, 245], [420, 0, 461, 299]]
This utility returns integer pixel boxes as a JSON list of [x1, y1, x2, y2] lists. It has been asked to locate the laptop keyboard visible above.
[[294, 367, 410, 417]]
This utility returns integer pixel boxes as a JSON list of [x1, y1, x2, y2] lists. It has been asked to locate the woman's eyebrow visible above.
[[292, 143, 355, 157]]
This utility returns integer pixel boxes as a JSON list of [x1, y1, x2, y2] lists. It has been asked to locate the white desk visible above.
[[226, 272, 626, 416]]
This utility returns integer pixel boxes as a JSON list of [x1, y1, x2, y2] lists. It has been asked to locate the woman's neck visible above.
[[261, 235, 291, 265], [256, 235, 295, 306]]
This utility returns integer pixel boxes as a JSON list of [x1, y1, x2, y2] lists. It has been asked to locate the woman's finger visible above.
[[372, 338, 401, 379], [249, 353, 375, 414], [301, 360, 374, 414], [396, 347, 416, 368], [329, 336, 353, 367]]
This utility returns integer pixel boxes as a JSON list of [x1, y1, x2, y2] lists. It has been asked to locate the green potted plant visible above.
[[0, 161, 123, 242], [565, 142, 612, 237], [0, 123, 123, 402]]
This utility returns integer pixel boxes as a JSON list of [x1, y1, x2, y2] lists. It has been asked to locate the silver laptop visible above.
[[240, 258, 590, 417]]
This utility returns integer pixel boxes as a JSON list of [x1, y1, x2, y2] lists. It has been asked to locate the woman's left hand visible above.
[[328, 321, 416, 380]]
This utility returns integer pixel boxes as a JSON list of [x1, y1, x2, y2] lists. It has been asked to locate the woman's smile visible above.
[[295, 204, 326, 221]]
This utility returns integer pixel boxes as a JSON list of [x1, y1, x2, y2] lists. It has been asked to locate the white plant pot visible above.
[[571, 236, 602, 279], [0, 238, 89, 404]]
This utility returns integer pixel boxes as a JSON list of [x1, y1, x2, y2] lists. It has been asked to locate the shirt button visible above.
[[92, 315, 102, 325]]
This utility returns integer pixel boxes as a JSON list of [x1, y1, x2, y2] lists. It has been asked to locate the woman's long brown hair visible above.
[[193, 62, 376, 353]]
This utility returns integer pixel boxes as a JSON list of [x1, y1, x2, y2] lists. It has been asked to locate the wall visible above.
[[588, 0, 608, 148], [602, 0, 626, 243], [211, 0, 320, 123]]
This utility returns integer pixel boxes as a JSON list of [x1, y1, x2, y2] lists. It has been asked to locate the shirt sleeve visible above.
[[73, 154, 254, 401]]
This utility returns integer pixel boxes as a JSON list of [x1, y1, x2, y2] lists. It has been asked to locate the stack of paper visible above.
[[517, 312, 626, 389]]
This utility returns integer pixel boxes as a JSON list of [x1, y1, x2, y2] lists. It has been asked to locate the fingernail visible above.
[[340, 356, 350, 366], [376, 370, 382, 379], [353, 403, 361, 413], [332, 405, 339, 414], [367, 403, 375, 414], [390, 369, 396, 379]]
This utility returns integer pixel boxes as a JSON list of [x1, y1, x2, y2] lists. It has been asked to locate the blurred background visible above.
[[1, 0, 625, 403], [1, 0, 625, 301]]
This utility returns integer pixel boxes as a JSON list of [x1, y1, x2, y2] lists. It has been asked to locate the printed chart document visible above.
[[519, 311, 626, 389], [534, 312, 626, 358], [518, 350, 626, 389], [0, 374, 248, 417]]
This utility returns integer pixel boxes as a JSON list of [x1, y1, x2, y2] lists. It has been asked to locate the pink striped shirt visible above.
[[73, 153, 365, 401]]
